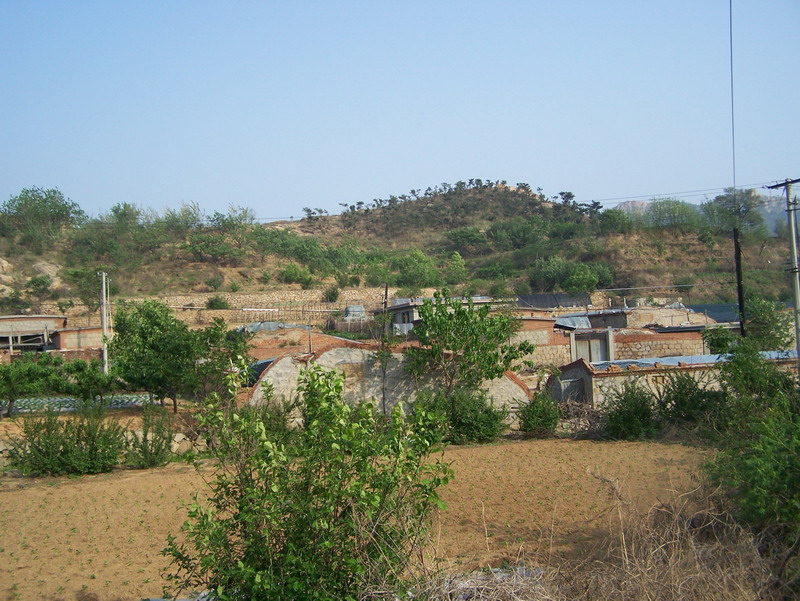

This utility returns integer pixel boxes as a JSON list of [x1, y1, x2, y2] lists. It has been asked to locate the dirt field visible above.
[[0, 438, 706, 601]]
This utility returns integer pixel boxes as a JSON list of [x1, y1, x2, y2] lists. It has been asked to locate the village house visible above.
[[549, 350, 798, 408]]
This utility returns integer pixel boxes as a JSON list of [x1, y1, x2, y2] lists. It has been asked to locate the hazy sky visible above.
[[1, 1, 797, 220]]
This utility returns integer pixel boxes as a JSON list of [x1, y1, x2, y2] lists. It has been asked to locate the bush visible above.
[[603, 381, 658, 440], [10, 404, 126, 476], [205, 295, 230, 310], [708, 403, 800, 533], [277, 263, 314, 287], [322, 284, 340, 302], [518, 391, 559, 436], [205, 274, 224, 291], [126, 403, 175, 468], [164, 365, 451, 601], [655, 372, 726, 431], [417, 388, 507, 444]]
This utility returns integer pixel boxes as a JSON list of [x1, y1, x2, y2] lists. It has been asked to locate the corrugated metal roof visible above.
[[591, 350, 797, 371], [555, 316, 592, 330]]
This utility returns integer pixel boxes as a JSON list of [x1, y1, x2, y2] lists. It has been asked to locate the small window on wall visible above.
[[575, 334, 609, 362]]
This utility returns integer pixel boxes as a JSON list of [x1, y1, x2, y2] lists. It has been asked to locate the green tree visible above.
[[701, 188, 766, 235], [63, 268, 104, 313], [0, 187, 86, 253], [192, 318, 252, 400], [405, 290, 534, 395], [444, 251, 468, 285], [0, 355, 51, 418], [110, 300, 199, 413], [164, 365, 450, 601], [390, 249, 441, 288], [59, 358, 119, 403], [563, 263, 599, 297], [644, 198, 701, 232]]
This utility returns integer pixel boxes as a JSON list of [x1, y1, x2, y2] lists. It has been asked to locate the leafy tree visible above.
[[192, 318, 252, 400], [594, 208, 633, 235], [563, 263, 599, 297], [445, 226, 491, 256], [59, 358, 119, 402], [164, 365, 450, 601], [405, 290, 534, 395], [743, 296, 793, 351], [390, 249, 440, 288], [0, 355, 51, 418], [159, 201, 205, 241], [701, 188, 766, 235], [644, 198, 701, 232], [24, 275, 56, 301], [444, 251, 468, 285], [0, 187, 86, 253], [63, 267, 104, 313], [110, 300, 199, 413]]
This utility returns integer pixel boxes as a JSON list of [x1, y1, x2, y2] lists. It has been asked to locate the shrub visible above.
[[708, 402, 800, 534], [417, 388, 507, 444], [205, 295, 230, 310], [205, 274, 224, 291], [655, 372, 726, 431], [518, 391, 559, 436], [126, 403, 175, 468], [164, 365, 451, 601], [277, 263, 314, 287], [322, 284, 340, 302], [603, 381, 658, 440], [10, 404, 126, 476]]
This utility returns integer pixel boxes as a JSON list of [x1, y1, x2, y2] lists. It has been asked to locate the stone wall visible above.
[[40, 287, 424, 328], [614, 331, 705, 360]]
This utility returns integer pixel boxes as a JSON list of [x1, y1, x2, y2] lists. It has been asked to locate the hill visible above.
[[0, 182, 791, 315]]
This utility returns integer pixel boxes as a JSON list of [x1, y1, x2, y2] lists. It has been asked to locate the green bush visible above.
[[518, 391, 559, 436], [164, 365, 450, 601], [277, 263, 314, 287], [205, 274, 224, 291], [205, 295, 230, 310], [708, 402, 800, 533], [322, 284, 340, 302], [126, 403, 175, 468], [10, 404, 126, 476], [603, 381, 658, 440], [655, 372, 726, 431], [417, 388, 507, 444]]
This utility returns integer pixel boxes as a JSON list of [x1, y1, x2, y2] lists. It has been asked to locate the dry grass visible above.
[[415, 477, 785, 601]]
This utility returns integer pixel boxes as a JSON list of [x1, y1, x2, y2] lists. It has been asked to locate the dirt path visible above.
[[0, 439, 706, 601]]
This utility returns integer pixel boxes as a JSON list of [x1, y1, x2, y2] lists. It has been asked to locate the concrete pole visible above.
[[100, 271, 109, 375], [784, 183, 800, 372]]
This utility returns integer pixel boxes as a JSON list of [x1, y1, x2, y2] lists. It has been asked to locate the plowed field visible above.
[[0, 438, 705, 601]]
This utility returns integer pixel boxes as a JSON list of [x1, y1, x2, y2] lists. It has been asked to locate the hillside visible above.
[[0, 182, 791, 315]]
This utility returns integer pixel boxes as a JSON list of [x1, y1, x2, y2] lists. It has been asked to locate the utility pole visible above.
[[767, 177, 800, 372], [733, 227, 746, 337], [99, 271, 109, 375]]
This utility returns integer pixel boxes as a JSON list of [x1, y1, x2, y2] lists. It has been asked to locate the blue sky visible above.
[[1, 1, 797, 220]]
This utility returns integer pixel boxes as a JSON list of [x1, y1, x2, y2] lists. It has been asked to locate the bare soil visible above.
[[0, 438, 705, 601]]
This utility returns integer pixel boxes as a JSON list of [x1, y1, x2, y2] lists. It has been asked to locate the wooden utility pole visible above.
[[767, 177, 800, 370]]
